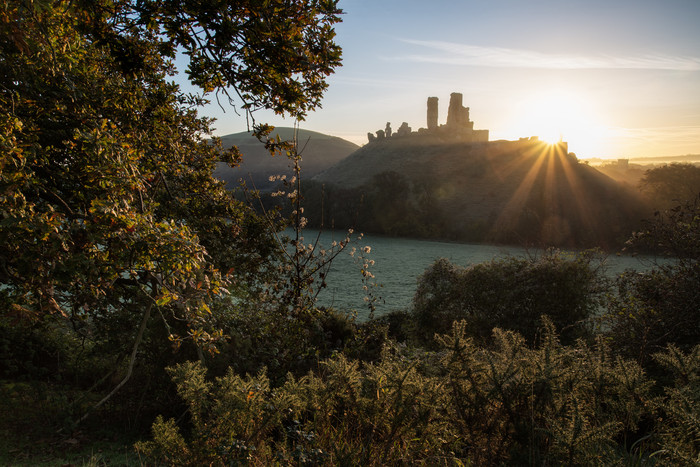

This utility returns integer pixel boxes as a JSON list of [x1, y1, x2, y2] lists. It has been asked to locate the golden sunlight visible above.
[[505, 89, 609, 156]]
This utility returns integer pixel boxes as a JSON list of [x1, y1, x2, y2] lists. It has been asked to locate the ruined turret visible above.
[[396, 122, 411, 137], [446, 92, 472, 130], [427, 97, 438, 130]]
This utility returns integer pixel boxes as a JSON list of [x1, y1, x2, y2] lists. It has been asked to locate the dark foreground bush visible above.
[[137, 321, 700, 466], [604, 261, 700, 368], [412, 251, 608, 347], [605, 196, 700, 372]]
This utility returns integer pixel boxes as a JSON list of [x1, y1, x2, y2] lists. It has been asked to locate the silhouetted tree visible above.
[[640, 163, 700, 209]]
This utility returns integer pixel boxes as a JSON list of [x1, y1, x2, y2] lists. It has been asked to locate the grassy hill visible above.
[[213, 127, 359, 191], [306, 136, 650, 249]]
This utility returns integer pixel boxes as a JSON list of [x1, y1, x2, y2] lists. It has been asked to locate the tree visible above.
[[0, 0, 342, 407], [640, 163, 700, 209]]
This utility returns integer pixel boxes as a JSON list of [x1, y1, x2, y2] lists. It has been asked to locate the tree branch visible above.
[[76, 300, 153, 425]]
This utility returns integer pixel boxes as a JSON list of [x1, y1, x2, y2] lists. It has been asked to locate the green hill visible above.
[[306, 136, 650, 249], [213, 127, 359, 191]]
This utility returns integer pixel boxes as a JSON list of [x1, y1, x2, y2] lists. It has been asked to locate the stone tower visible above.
[[427, 97, 438, 130], [446, 92, 474, 131], [446, 93, 464, 127]]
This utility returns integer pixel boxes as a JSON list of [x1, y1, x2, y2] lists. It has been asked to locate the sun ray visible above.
[[492, 144, 548, 236]]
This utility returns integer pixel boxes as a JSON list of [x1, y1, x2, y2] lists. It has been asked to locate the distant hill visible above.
[[213, 128, 359, 191], [306, 135, 650, 249], [584, 154, 700, 165]]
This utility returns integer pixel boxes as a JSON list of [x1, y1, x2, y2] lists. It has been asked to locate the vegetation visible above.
[[2, 1, 699, 465], [604, 196, 700, 371], [300, 155, 648, 249], [137, 325, 654, 466], [411, 251, 607, 347], [640, 163, 700, 209]]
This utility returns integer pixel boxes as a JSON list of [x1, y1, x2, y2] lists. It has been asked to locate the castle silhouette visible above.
[[366, 92, 568, 154], [367, 92, 488, 143]]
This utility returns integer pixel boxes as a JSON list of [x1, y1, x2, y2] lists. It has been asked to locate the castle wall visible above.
[[471, 130, 489, 142]]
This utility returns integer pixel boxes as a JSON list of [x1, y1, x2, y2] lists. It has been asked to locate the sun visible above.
[[528, 94, 569, 144], [527, 91, 582, 144], [504, 89, 606, 154]]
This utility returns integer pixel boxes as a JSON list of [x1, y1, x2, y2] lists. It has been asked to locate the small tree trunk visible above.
[[76, 301, 153, 424]]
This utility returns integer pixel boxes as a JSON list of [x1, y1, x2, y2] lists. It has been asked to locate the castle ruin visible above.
[[369, 92, 489, 143]]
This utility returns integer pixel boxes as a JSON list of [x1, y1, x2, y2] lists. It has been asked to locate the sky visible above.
[[189, 0, 700, 159]]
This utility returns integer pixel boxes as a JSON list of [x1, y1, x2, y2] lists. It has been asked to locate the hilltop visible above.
[[304, 93, 649, 249], [213, 127, 359, 191]]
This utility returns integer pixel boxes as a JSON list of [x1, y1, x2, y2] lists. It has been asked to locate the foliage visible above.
[[606, 196, 700, 368], [652, 345, 700, 465], [301, 145, 647, 249], [640, 163, 700, 209], [138, 321, 660, 465], [213, 129, 377, 381], [0, 0, 342, 417], [208, 296, 357, 383], [412, 251, 608, 347], [435, 321, 653, 465], [4, 2, 700, 464], [625, 195, 700, 260], [0, 377, 144, 466], [300, 173, 457, 240], [604, 262, 700, 368]]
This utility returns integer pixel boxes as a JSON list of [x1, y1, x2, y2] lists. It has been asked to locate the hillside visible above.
[[214, 127, 359, 190], [306, 136, 650, 249]]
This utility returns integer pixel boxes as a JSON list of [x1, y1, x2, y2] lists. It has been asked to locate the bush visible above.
[[435, 320, 653, 465], [138, 321, 658, 465], [604, 262, 700, 367], [606, 196, 700, 368], [653, 345, 700, 465], [412, 251, 608, 347], [209, 297, 359, 383]]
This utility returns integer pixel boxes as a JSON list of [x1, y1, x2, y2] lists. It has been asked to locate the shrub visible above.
[[412, 251, 608, 346], [136, 352, 449, 465], [139, 321, 657, 465], [435, 320, 653, 465], [606, 196, 700, 368], [652, 345, 700, 465], [604, 262, 700, 367]]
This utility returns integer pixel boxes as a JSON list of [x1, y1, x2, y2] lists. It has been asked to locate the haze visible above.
[[188, 0, 700, 159]]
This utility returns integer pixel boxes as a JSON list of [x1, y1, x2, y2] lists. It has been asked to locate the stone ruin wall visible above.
[[365, 92, 571, 157], [367, 92, 489, 143]]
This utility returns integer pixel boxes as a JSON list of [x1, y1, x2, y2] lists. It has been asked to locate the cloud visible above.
[[399, 40, 700, 71]]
